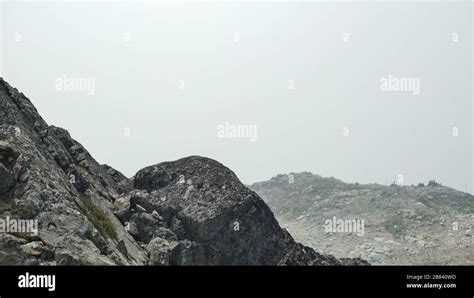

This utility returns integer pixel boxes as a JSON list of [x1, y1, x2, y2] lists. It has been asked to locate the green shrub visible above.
[[79, 194, 117, 240]]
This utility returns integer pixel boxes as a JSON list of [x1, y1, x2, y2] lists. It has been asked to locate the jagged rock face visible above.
[[0, 78, 368, 266], [0, 78, 147, 265]]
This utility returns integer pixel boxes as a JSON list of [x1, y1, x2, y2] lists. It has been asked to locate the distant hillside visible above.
[[250, 172, 474, 265]]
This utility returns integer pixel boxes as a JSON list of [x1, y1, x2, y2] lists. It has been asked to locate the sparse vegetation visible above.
[[30, 159, 49, 171], [71, 164, 91, 180], [427, 180, 441, 187], [79, 193, 117, 239], [383, 218, 406, 240]]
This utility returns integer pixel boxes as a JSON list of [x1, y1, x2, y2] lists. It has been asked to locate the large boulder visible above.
[[132, 156, 367, 265]]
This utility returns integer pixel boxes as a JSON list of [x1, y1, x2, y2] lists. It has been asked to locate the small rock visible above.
[[152, 210, 162, 220], [125, 222, 138, 237], [14, 193, 41, 219], [136, 204, 147, 212], [129, 213, 163, 243], [18, 168, 30, 182], [114, 196, 131, 223], [21, 241, 54, 259], [116, 240, 128, 257], [55, 250, 81, 265], [21, 241, 44, 256], [146, 237, 179, 266]]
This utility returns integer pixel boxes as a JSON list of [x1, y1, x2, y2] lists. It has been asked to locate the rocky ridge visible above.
[[0, 78, 367, 266]]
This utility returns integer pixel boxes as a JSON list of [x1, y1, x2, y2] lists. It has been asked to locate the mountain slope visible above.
[[0, 78, 366, 265], [250, 172, 474, 265]]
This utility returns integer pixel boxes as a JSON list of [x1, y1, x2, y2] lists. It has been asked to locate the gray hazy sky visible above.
[[1, 1, 472, 193]]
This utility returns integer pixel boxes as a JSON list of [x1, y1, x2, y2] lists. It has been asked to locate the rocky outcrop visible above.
[[0, 78, 146, 265], [0, 78, 367, 266], [131, 156, 294, 265]]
